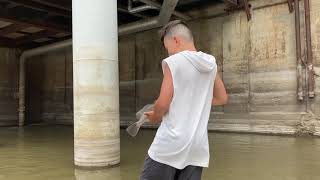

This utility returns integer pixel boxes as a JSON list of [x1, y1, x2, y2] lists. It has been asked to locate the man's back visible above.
[[148, 50, 217, 169], [141, 20, 227, 180]]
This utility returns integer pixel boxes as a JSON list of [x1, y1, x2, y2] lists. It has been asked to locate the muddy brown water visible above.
[[0, 125, 320, 180]]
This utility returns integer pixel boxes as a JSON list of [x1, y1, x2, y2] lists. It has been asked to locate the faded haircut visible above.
[[159, 20, 194, 45]]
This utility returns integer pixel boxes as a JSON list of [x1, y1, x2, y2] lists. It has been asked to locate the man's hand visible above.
[[144, 111, 161, 124]]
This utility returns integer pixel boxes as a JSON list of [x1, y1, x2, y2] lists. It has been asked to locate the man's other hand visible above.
[[144, 111, 161, 124]]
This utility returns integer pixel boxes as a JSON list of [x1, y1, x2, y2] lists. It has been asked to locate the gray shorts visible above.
[[140, 155, 203, 180]]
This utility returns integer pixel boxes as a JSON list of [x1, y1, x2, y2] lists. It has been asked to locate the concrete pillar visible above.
[[72, 0, 120, 167]]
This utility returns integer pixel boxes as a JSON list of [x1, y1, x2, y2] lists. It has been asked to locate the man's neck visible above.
[[179, 44, 197, 52]]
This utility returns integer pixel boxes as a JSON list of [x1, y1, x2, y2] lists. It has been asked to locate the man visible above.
[[141, 20, 228, 180]]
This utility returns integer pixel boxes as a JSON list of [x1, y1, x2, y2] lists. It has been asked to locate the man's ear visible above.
[[173, 36, 179, 45]]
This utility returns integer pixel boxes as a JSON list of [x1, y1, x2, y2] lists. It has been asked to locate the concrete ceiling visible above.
[[0, 0, 229, 49]]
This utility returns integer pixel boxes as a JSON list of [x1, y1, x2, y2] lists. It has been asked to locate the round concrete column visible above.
[[72, 0, 119, 167]]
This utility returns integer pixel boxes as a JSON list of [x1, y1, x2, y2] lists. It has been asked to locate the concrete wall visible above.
[[118, 0, 320, 135], [26, 47, 73, 125], [0, 48, 19, 126], [0, 47, 73, 126], [2, 0, 319, 135], [311, 0, 320, 135], [118, 32, 166, 125]]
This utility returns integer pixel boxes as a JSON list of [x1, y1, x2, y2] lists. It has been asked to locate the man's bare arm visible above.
[[145, 63, 173, 124], [212, 72, 228, 106]]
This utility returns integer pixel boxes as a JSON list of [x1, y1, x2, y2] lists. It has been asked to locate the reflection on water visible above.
[[75, 167, 120, 180], [0, 125, 320, 180]]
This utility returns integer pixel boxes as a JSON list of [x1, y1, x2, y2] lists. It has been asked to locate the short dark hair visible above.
[[159, 20, 192, 46]]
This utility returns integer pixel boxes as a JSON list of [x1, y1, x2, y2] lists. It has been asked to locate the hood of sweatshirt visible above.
[[179, 50, 216, 73]]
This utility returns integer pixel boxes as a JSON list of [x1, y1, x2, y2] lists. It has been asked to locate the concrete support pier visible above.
[[72, 0, 120, 167]]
